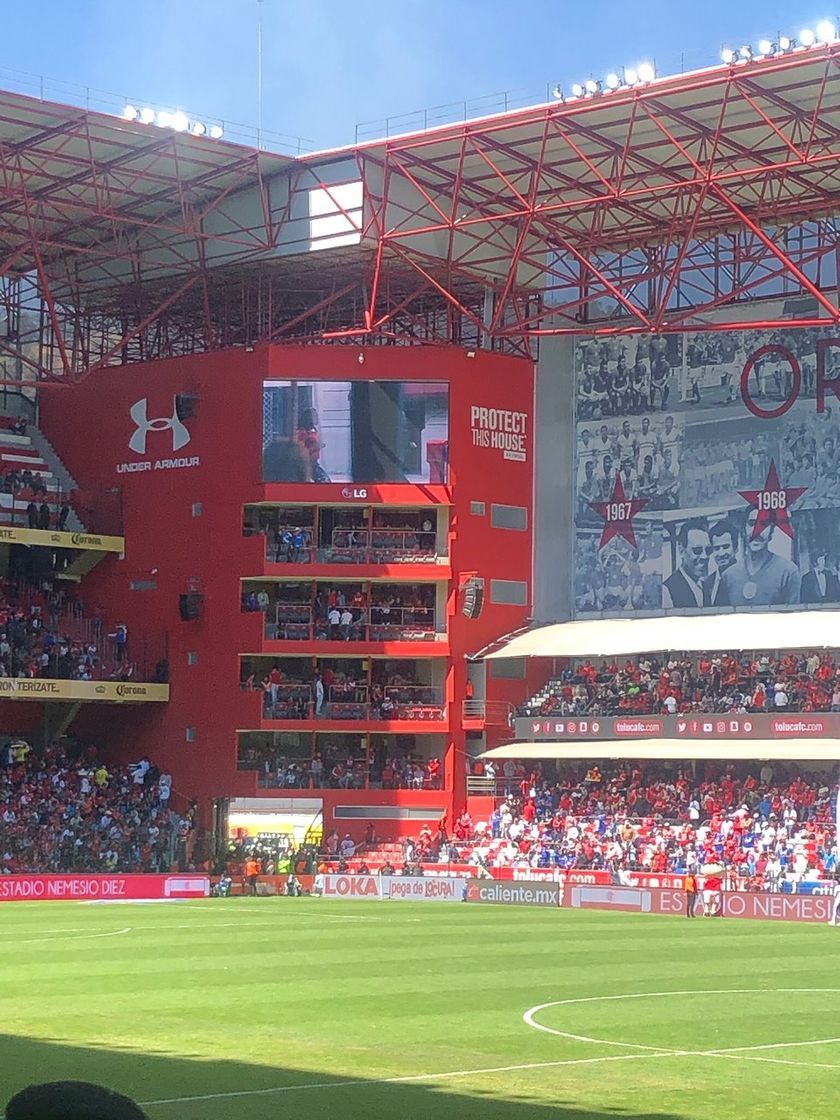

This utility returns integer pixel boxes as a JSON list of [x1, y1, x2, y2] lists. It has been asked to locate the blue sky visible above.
[[0, 1, 833, 150]]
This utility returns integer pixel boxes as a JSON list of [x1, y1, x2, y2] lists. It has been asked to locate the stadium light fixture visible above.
[[624, 67, 638, 85], [738, 45, 753, 60], [124, 102, 219, 139], [156, 110, 189, 132], [637, 62, 656, 82], [605, 72, 621, 90], [816, 19, 837, 42], [571, 82, 584, 98], [757, 38, 774, 56], [721, 47, 736, 63], [585, 78, 600, 94], [800, 27, 817, 46], [778, 34, 793, 50]]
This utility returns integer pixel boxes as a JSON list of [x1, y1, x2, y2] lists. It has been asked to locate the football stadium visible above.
[[2, 14, 840, 1120]]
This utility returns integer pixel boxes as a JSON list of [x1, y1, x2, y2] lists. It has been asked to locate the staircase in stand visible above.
[[0, 418, 85, 532]]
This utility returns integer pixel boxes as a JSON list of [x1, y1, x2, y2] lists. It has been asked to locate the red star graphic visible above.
[[738, 460, 806, 540], [588, 474, 650, 550]]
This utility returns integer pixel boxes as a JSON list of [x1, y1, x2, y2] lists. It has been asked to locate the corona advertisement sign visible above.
[[0, 526, 124, 552], [0, 679, 169, 702]]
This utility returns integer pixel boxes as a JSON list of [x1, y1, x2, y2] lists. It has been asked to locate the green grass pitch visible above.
[[2, 898, 839, 1120]]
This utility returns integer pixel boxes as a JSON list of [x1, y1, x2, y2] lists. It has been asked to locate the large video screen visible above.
[[572, 326, 840, 616], [262, 380, 449, 484]]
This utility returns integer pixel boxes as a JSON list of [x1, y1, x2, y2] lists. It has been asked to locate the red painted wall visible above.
[[38, 344, 535, 827]]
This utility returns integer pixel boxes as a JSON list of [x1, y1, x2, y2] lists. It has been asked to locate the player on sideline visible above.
[[830, 875, 840, 926]]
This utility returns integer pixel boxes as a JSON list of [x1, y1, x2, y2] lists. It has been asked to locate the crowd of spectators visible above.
[[243, 582, 438, 642], [0, 417, 72, 528], [448, 760, 838, 888], [519, 650, 840, 718], [239, 738, 442, 792], [0, 582, 134, 682], [242, 660, 443, 721], [244, 506, 438, 564], [0, 742, 186, 874]]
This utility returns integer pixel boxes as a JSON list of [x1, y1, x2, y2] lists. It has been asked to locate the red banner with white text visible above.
[[0, 874, 211, 903], [564, 883, 832, 923]]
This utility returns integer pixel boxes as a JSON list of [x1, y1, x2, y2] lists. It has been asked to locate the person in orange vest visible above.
[[244, 857, 260, 897], [684, 871, 698, 918]]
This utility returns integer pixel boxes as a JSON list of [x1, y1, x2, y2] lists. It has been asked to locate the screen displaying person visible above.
[[663, 518, 712, 608], [719, 510, 801, 606]]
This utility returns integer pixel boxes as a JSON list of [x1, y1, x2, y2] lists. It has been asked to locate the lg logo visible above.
[[129, 397, 191, 455], [340, 487, 368, 499]]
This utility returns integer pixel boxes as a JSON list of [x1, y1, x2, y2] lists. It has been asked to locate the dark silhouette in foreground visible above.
[[5, 1081, 148, 1120]]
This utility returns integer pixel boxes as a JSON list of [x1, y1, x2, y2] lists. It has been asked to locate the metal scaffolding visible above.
[[2, 44, 840, 382]]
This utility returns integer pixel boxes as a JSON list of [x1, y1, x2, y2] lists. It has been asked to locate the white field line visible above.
[[524, 988, 840, 1050], [139, 1037, 840, 1108], [140, 1053, 681, 1106], [3, 916, 373, 939], [144, 989, 840, 1108], [1, 927, 131, 946]]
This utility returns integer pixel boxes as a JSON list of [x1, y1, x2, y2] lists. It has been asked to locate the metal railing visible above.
[[467, 776, 499, 796], [250, 526, 443, 566], [0, 477, 123, 537], [0, 390, 36, 420], [354, 86, 560, 142], [0, 64, 313, 156], [237, 754, 444, 792], [249, 681, 444, 722], [4, 585, 168, 683], [259, 526, 315, 564], [352, 47, 721, 144], [462, 699, 514, 726], [322, 528, 439, 565], [251, 603, 441, 643], [465, 775, 539, 798]]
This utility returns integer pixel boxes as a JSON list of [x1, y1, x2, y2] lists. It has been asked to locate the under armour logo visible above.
[[129, 398, 191, 455]]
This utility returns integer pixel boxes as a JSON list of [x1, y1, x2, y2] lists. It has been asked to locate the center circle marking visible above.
[[523, 988, 840, 1056]]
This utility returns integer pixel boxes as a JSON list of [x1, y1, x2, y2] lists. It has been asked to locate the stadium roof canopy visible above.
[[0, 89, 296, 276], [3, 42, 840, 381], [480, 739, 840, 760], [481, 610, 840, 659]]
